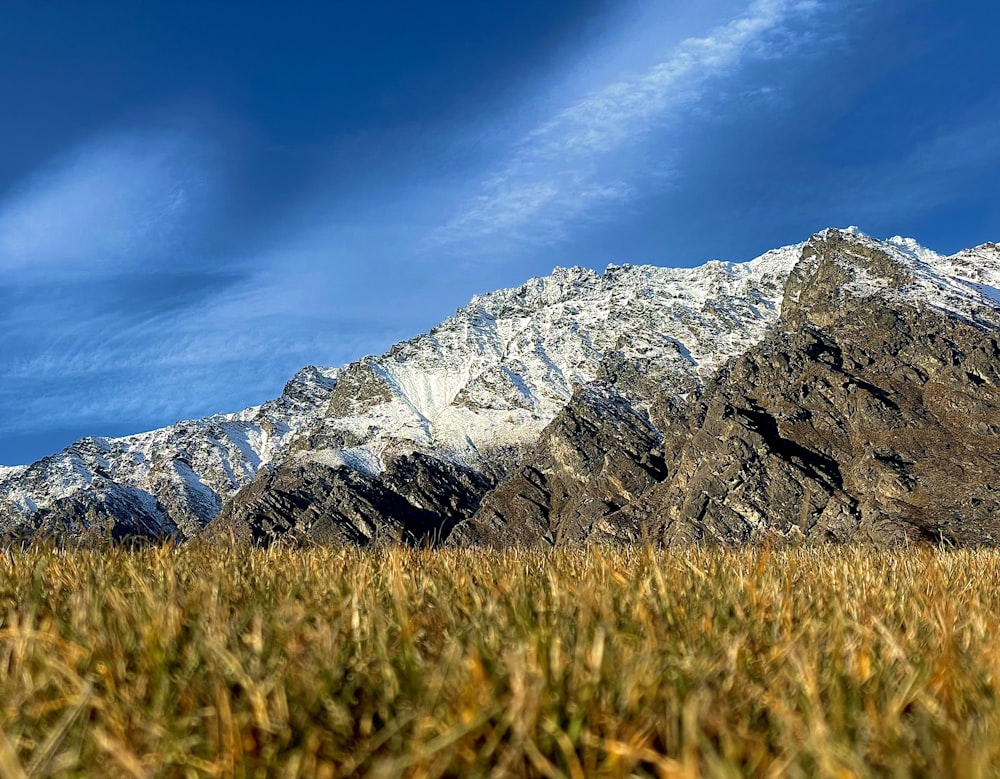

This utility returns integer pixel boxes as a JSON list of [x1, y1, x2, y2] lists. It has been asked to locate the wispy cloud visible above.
[[0, 128, 282, 441], [0, 125, 421, 448], [0, 129, 219, 278], [432, 0, 829, 249]]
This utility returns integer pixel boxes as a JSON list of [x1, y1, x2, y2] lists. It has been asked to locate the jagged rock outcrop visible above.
[[451, 382, 667, 548], [636, 232, 1000, 545], [463, 230, 1000, 546], [210, 453, 493, 546]]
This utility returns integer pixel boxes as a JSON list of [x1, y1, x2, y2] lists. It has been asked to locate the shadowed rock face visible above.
[[631, 310, 1000, 545], [449, 383, 667, 548], [209, 452, 494, 546], [1, 484, 179, 545], [449, 322, 706, 549], [466, 231, 1000, 546]]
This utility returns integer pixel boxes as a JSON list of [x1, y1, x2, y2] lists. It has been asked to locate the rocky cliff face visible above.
[[450, 381, 667, 548], [0, 245, 796, 543], [460, 230, 1000, 547], [209, 453, 493, 546]]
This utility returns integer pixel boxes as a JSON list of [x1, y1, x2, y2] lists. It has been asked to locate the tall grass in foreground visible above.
[[1, 544, 999, 778]]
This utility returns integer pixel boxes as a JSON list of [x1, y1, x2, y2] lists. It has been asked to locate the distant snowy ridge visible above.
[[3, 228, 997, 539], [299, 244, 801, 475], [0, 365, 339, 535]]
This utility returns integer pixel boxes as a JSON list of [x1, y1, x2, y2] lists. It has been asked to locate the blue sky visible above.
[[1, 1, 999, 465]]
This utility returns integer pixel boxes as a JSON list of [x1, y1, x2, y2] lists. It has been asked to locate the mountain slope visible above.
[[0, 366, 339, 539], [458, 230, 1000, 547], [211, 251, 798, 545], [0, 243, 798, 542]]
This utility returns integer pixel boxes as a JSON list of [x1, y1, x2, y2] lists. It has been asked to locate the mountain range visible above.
[[3, 228, 1000, 546]]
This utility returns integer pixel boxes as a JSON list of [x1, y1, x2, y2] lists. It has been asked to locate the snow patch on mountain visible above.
[[302, 245, 803, 477]]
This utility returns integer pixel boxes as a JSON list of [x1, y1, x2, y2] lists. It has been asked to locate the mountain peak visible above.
[[778, 229, 1000, 332]]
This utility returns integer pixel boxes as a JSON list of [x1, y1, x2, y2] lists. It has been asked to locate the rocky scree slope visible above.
[[0, 250, 795, 542], [458, 230, 1000, 547]]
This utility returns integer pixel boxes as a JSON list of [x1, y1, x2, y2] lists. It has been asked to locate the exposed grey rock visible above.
[[209, 452, 493, 546], [635, 233, 1000, 545], [450, 382, 666, 548], [1, 483, 177, 545], [470, 230, 1000, 546]]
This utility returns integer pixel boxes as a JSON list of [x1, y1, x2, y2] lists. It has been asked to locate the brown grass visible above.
[[1, 543, 999, 777]]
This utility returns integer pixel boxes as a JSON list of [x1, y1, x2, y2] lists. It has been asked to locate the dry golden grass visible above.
[[1, 543, 1000, 777]]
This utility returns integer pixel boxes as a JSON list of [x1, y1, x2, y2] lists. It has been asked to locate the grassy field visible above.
[[1, 544, 999, 778]]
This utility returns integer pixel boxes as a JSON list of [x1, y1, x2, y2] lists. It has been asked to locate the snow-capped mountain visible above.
[[0, 240, 800, 539], [5, 227, 999, 544]]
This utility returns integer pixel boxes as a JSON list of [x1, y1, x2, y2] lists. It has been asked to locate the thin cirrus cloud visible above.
[[0, 125, 412, 447], [0, 128, 266, 438], [431, 0, 830, 250], [0, 127, 237, 354], [0, 129, 220, 279]]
